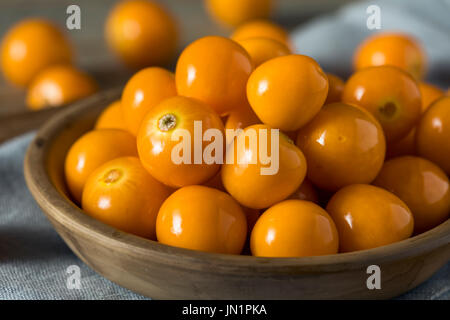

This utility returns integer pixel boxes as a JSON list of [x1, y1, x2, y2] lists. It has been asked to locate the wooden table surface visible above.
[[0, 0, 356, 143]]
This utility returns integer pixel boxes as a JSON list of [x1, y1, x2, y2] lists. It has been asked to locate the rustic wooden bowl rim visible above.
[[24, 88, 450, 273]]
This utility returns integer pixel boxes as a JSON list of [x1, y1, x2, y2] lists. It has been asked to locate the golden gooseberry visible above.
[[225, 103, 261, 131], [82, 157, 171, 239], [236, 37, 291, 68], [205, 0, 274, 28], [325, 73, 344, 104], [342, 65, 421, 143], [288, 179, 319, 204], [156, 185, 247, 254], [231, 19, 292, 50], [374, 156, 450, 234], [64, 129, 138, 203], [385, 82, 444, 159], [296, 103, 386, 191], [251, 200, 339, 257], [419, 82, 444, 111], [247, 54, 328, 132], [416, 96, 450, 175], [121, 67, 177, 135], [353, 32, 427, 80], [222, 124, 307, 209], [137, 96, 224, 188], [95, 100, 127, 131]]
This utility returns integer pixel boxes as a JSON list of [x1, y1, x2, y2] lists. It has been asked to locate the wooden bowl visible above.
[[24, 88, 450, 299]]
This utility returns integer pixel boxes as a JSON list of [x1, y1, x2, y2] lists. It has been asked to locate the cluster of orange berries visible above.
[[64, 10, 450, 258], [0, 19, 98, 110]]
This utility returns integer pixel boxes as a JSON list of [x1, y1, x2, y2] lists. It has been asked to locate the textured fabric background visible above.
[[0, 0, 449, 299]]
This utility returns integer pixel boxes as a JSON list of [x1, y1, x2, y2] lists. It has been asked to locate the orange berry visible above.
[[202, 171, 260, 235], [137, 96, 224, 188], [288, 178, 319, 204], [385, 130, 416, 159], [416, 96, 450, 175], [326, 184, 414, 252], [419, 82, 444, 111], [121, 67, 177, 135], [325, 73, 344, 104], [205, 0, 274, 28], [156, 185, 247, 254], [176, 36, 253, 115], [65, 129, 138, 203], [231, 20, 292, 49], [82, 157, 171, 239], [342, 66, 421, 142], [26, 65, 97, 110], [105, 0, 178, 68], [385, 82, 444, 158], [236, 37, 291, 67], [296, 103, 386, 191], [374, 156, 450, 234], [353, 32, 427, 79], [222, 124, 307, 209], [1, 18, 72, 87], [244, 207, 261, 235], [247, 54, 328, 132], [95, 100, 127, 131], [251, 200, 339, 257], [203, 170, 225, 191]]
